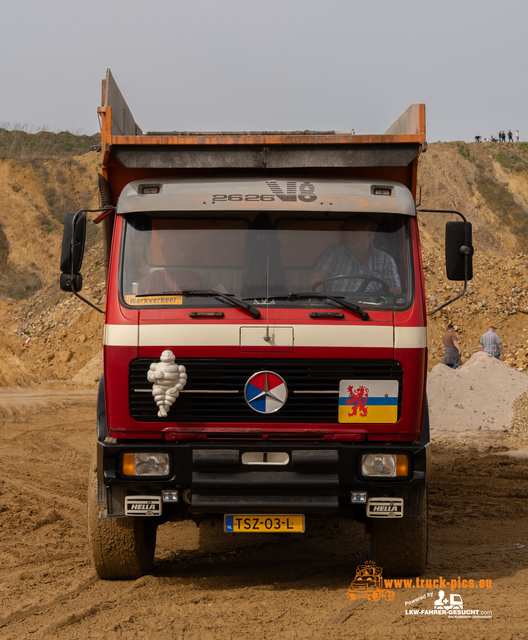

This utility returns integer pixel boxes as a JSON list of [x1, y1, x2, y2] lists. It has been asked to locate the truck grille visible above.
[[129, 358, 403, 423]]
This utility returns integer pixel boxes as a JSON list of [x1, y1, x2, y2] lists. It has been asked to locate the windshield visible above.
[[120, 211, 413, 310]]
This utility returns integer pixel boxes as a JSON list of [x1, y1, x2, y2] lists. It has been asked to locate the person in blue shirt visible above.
[[310, 215, 401, 294], [480, 325, 504, 360]]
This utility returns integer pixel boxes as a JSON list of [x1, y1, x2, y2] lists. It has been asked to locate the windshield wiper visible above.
[[281, 292, 370, 321], [136, 289, 261, 319]]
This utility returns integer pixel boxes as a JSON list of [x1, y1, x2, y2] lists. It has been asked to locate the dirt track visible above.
[[1, 390, 528, 639]]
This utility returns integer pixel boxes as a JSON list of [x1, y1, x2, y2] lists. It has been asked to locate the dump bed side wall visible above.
[[99, 70, 425, 206], [99, 130, 424, 207]]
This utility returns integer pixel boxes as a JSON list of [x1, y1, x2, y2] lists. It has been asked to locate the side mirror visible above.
[[60, 272, 83, 292], [60, 211, 86, 273], [60, 211, 86, 291], [445, 221, 473, 281]]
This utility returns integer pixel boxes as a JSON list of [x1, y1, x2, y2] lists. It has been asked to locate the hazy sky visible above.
[[1, 0, 526, 142]]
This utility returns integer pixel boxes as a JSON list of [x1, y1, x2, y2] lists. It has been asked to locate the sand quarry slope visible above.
[[2, 141, 528, 435]]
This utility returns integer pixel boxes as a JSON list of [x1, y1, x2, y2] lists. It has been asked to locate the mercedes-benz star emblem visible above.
[[245, 371, 288, 414]]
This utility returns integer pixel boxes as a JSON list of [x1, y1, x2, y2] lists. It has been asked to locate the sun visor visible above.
[[116, 177, 416, 216]]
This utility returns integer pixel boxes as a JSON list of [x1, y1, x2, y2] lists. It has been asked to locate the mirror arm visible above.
[[416, 209, 471, 317], [426, 282, 467, 317], [70, 288, 105, 315], [417, 209, 467, 222]]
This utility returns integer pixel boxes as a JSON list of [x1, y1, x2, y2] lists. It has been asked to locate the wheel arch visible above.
[[97, 373, 107, 441]]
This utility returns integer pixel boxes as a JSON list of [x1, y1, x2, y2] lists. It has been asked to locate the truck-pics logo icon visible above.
[[347, 561, 395, 602], [244, 371, 288, 414]]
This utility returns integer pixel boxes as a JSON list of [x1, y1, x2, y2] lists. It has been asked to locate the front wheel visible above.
[[87, 453, 157, 579], [370, 489, 428, 577]]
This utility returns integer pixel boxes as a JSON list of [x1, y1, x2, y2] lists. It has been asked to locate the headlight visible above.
[[361, 453, 408, 478], [122, 453, 170, 477]]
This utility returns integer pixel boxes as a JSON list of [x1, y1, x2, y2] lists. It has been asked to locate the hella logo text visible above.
[[129, 503, 157, 510]]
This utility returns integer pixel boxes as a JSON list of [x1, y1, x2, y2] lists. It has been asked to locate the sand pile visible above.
[[427, 351, 528, 438]]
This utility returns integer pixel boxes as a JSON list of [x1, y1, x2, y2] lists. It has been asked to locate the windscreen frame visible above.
[[118, 210, 415, 312]]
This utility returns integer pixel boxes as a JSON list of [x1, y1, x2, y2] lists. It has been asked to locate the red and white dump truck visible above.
[[60, 70, 472, 579]]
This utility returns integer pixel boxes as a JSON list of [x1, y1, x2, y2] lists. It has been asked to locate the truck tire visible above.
[[87, 454, 157, 579], [370, 489, 428, 577]]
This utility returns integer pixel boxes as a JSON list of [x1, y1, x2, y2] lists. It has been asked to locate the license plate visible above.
[[224, 514, 305, 533]]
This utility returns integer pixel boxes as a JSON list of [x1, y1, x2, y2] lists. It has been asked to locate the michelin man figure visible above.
[[147, 350, 187, 418]]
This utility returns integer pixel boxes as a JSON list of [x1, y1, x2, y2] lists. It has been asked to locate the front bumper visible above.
[[97, 439, 430, 520]]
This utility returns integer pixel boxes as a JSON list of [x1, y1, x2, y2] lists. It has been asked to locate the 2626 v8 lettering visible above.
[[213, 194, 276, 202], [212, 180, 317, 203], [224, 515, 305, 533]]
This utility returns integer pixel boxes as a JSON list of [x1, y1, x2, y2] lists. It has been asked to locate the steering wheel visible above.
[[311, 274, 391, 293]]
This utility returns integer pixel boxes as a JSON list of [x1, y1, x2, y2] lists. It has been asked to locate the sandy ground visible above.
[[1, 366, 528, 639]]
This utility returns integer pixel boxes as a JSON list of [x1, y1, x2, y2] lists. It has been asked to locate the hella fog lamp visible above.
[[361, 453, 408, 478], [162, 490, 179, 503], [351, 491, 367, 504], [122, 453, 170, 477]]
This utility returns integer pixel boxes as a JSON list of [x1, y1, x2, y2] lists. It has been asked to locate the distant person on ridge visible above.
[[480, 325, 504, 360], [516, 130, 519, 142], [508, 130, 514, 142], [442, 323, 462, 369]]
